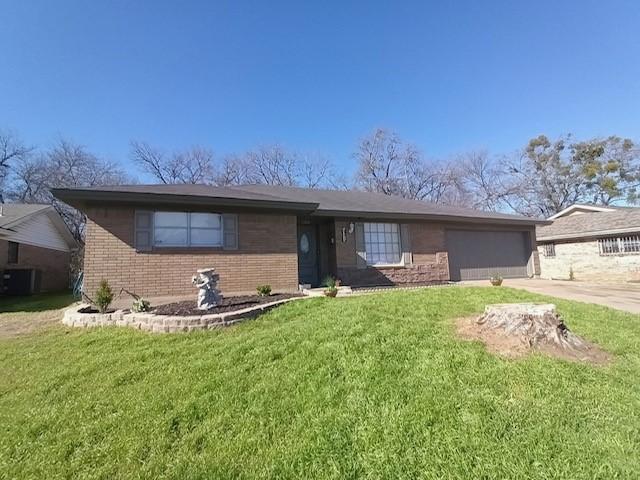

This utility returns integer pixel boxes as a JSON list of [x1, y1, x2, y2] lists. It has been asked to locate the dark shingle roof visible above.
[[0, 204, 51, 228], [231, 185, 540, 223], [51, 184, 545, 225], [537, 208, 640, 240]]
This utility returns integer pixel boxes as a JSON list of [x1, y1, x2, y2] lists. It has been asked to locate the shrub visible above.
[[95, 279, 114, 313], [132, 298, 151, 313], [256, 285, 272, 297]]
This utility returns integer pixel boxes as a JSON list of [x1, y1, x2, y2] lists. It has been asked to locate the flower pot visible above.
[[324, 289, 338, 297], [490, 279, 503, 286]]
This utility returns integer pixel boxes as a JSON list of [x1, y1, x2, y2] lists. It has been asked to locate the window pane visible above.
[[154, 227, 188, 246], [191, 228, 222, 246], [155, 212, 188, 227], [363, 222, 401, 265], [190, 213, 221, 228]]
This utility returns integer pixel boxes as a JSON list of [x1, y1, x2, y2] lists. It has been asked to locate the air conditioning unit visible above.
[[2, 269, 42, 295]]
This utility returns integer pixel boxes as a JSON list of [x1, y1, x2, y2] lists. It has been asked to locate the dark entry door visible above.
[[297, 224, 318, 286]]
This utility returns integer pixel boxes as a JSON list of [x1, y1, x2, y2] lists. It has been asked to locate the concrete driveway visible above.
[[464, 278, 640, 314]]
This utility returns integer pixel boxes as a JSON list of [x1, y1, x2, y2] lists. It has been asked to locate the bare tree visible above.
[[453, 150, 514, 211], [8, 139, 129, 239], [354, 128, 455, 202], [243, 145, 299, 186], [298, 153, 332, 188], [213, 154, 251, 186], [130, 141, 215, 184], [0, 130, 34, 195]]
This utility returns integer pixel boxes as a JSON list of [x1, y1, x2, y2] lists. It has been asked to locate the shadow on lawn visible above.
[[0, 291, 76, 313]]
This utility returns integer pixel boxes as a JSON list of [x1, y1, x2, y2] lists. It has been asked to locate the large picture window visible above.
[[364, 222, 401, 266], [154, 212, 222, 247]]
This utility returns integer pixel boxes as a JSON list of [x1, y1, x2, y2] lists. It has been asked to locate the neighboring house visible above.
[[537, 204, 640, 283], [0, 204, 78, 294], [52, 184, 546, 297]]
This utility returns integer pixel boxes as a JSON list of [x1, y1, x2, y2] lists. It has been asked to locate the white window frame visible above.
[[541, 243, 555, 257], [153, 212, 223, 248], [364, 222, 403, 266], [598, 235, 640, 256]]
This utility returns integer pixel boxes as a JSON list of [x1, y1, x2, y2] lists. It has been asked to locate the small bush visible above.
[[256, 285, 272, 297], [323, 276, 337, 289], [132, 298, 151, 313], [95, 279, 114, 313]]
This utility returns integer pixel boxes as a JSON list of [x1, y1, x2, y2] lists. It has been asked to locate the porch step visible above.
[[301, 286, 353, 297]]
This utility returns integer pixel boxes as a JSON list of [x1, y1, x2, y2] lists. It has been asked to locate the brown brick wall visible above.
[[0, 239, 71, 292], [83, 207, 299, 297], [334, 220, 450, 286]]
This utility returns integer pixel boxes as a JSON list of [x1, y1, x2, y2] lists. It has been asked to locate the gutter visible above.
[[313, 209, 548, 226]]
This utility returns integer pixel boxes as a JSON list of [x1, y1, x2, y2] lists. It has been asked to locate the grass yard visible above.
[[1, 287, 640, 479], [0, 291, 75, 339]]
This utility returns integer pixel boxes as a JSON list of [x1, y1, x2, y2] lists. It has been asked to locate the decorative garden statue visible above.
[[192, 268, 222, 310]]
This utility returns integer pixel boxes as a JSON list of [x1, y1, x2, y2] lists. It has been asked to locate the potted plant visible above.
[[323, 276, 339, 297], [489, 273, 503, 286]]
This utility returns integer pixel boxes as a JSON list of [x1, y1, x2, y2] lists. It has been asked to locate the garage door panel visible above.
[[446, 230, 529, 281]]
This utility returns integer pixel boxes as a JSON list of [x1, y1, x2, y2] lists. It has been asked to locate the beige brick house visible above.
[[0, 204, 78, 294], [537, 204, 640, 283], [52, 185, 545, 297]]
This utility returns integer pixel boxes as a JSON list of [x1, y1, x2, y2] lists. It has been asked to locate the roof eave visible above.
[[313, 209, 547, 225], [51, 188, 320, 213]]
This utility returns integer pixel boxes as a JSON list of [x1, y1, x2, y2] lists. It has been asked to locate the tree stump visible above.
[[477, 304, 587, 353]]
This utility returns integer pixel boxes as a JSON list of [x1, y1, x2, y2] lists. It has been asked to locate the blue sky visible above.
[[1, 0, 639, 180]]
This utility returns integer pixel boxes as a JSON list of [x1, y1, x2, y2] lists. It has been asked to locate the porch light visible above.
[[348, 223, 355, 234]]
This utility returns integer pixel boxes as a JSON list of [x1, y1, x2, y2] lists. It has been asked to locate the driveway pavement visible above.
[[464, 278, 640, 314]]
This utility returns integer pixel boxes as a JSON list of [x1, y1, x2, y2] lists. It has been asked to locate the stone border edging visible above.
[[62, 296, 306, 333]]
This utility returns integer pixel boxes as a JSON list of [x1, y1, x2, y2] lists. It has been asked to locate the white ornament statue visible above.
[[192, 268, 222, 310]]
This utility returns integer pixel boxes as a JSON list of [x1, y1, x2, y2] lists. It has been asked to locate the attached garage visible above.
[[446, 229, 532, 281]]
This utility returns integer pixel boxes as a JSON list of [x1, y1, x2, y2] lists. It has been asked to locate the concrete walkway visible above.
[[464, 278, 640, 314]]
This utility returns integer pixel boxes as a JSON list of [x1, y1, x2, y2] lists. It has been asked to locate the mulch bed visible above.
[[152, 293, 302, 316]]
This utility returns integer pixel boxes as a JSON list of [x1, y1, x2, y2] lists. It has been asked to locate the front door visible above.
[[297, 224, 318, 286]]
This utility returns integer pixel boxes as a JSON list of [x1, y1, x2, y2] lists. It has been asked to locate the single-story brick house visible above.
[[0, 204, 78, 294], [52, 184, 546, 297], [537, 204, 640, 283]]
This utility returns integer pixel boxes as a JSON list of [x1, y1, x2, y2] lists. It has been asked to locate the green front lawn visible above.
[[1, 287, 640, 479], [0, 291, 75, 313]]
